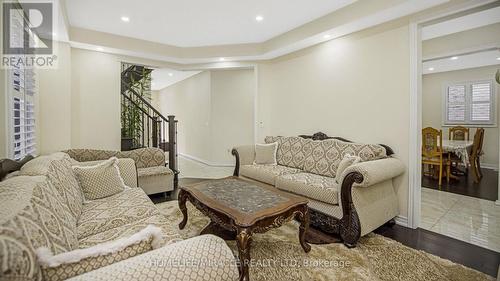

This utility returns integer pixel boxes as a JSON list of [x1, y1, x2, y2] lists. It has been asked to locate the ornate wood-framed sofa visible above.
[[232, 132, 405, 247]]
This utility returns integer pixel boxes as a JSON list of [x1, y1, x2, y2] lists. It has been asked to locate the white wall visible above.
[[37, 42, 72, 154], [154, 69, 255, 165], [210, 69, 254, 164], [423, 65, 500, 168], [256, 24, 410, 217], [156, 71, 212, 161], [70, 48, 121, 150]]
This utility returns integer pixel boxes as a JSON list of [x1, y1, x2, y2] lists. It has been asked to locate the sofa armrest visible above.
[[334, 157, 404, 247], [67, 235, 239, 281], [231, 145, 255, 176], [339, 157, 405, 188]]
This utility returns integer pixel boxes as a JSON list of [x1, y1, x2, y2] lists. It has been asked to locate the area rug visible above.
[[156, 201, 492, 281]]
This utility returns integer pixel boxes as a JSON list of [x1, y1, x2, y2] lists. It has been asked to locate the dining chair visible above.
[[449, 126, 470, 141], [448, 126, 470, 176], [422, 127, 450, 186], [470, 128, 485, 183]]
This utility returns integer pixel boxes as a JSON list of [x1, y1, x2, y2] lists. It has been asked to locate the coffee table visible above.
[[178, 176, 310, 281]]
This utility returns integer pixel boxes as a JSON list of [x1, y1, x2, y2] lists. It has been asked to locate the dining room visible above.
[[419, 13, 500, 253]]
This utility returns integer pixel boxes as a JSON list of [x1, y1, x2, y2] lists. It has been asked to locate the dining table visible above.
[[441, 139, 473, 166]]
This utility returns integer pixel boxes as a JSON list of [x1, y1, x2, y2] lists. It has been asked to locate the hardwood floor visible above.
[[422, 167, 498, 201], [375, 224, 500, 278], [149, 178, 208, 204]]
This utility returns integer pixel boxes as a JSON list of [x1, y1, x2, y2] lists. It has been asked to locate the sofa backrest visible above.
[[264, 136, 312, 170], [265, 136, 387, 178], [119, 148, 165, 168], [64, 149, 119, 162], [64, 148, 165, 169], [0, 152, 83, 280]]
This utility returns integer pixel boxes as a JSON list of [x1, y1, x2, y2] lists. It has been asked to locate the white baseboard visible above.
[[179, 153, 234, 167], [480, 163, 499, 171], [395, 215, 408, 227]]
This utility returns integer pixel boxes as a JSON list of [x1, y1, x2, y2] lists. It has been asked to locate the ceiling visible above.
[[151, 68, 200, 90], [65, 0, 355, 47], [423, 49, 500, 74], [59, 0, 473, 64], [421, 6, 500, 40], [421, 5, 500, 74]]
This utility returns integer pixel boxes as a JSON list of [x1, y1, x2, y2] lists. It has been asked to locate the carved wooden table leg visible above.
[[236, 228, 252, 281], [178, 189, 188, 229], [296, 206, 311, 253]]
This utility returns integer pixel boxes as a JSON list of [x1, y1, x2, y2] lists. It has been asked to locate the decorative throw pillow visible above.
[[72, 157, 127, 200], [254, 142, 278, 165], [36, 225, 163, 281], [335, 154, 362, 183]]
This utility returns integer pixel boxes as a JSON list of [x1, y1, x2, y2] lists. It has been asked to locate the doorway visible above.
[[410, 3, 500, 253]]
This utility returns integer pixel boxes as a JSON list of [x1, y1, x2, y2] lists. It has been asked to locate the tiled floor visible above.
[[421, 187, 500, 253], [178, 156, 233, 179]]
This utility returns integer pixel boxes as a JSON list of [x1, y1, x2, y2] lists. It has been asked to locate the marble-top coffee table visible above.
[[178, 176, 310, 281]]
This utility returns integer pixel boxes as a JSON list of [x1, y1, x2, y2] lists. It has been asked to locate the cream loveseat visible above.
[[232, 135, 405, 247], [0, 152, 238, 281], [64, 148, 176, 195]]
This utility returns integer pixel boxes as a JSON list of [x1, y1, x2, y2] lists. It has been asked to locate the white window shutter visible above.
[[443, 80, 495, 126], [12, 97, 24, 160], [470, 82, 492, 123], [9, 66, 37, 160], [5, 8, 37, 160], [446, 85, 466, 123]]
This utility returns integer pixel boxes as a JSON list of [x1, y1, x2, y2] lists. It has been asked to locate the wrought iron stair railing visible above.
[[121, 65, 178, 177]]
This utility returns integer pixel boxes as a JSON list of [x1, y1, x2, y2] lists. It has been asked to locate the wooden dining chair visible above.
[[449, 126, 470, 141], [470, 128, 485, 183], [422, 127, 450, 186]]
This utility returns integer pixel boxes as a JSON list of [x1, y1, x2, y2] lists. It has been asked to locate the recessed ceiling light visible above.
[[255, 15, 264, 22], [96, 47, 104, 51], [428, 67, 434, 71], [323, 34, 331, 39], [219, 57, 225, 61], [168, 73, 173, 77], [121, 16, 130, 22], [496, 57, 500, 61], [450, 56, 458, 60]]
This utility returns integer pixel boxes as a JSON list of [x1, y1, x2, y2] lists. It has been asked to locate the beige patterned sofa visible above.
[[232, 135, 405, 247], [64, 148, 175, 195], [0, 152, 239, 281]]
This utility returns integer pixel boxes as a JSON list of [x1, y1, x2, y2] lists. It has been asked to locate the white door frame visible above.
[[408, 22, 422, 229], [407, 0, 497, 228]]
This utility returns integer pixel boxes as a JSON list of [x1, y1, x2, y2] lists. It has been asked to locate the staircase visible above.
[[120, 65, 178, 176]]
